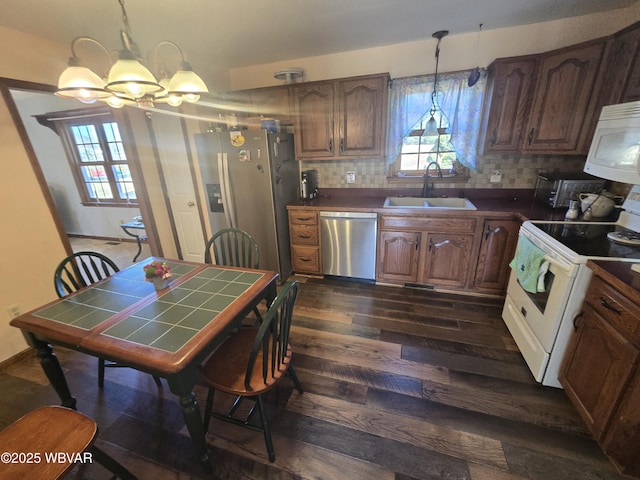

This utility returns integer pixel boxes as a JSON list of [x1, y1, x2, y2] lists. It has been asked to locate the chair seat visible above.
[[201, 328, 292, 396], [0, 406, 96, 479]]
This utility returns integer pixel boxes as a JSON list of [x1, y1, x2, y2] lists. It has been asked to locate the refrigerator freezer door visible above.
[[221, 131, 297, 280]]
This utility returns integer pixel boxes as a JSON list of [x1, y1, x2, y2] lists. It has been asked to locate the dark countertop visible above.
[[588, 260, 640, 298], [288, 188, 573, 221]]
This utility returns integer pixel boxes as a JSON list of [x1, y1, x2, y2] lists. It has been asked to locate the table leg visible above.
[[168, 376, 212, 474], [32, 338, 77, 409], [121, 226, 143, 262], [132, 235, 142, 262]]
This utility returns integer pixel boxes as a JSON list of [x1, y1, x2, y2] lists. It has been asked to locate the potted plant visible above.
[[143, 261, 172, 290]]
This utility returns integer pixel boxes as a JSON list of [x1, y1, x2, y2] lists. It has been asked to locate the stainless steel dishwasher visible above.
[[320, 211, 377, 280]]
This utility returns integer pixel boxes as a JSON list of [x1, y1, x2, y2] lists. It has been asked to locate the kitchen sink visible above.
[[383, 197, 477, 210], [382, 197, 429, 208]]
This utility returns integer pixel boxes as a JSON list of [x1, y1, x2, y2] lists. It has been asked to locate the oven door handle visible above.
[[543, 254, 574, 275]]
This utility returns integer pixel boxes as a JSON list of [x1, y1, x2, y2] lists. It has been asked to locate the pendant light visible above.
[[424, 30, 449, 137]]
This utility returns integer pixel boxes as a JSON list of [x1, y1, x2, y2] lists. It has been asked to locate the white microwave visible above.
[[583, 100, 640, 185]]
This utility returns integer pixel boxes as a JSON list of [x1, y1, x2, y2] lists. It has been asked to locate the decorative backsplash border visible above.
[[300, 154, 587, 190]]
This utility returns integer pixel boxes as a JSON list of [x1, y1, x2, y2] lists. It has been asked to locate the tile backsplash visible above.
[[301, 154, 587, 190]]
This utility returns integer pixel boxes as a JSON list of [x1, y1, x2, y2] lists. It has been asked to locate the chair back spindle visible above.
[[54, 251, 119, 298], [245, 281, 298, 389], [204, 228, 260, 269]]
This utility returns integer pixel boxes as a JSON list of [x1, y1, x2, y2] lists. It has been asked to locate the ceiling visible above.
[[0, 0, 636, 76]]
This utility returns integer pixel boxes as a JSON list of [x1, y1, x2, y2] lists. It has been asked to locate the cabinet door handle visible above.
[[428, 238, 433, 252], [328, 139, 333, 153], [297, 234, 312, 239], [528, 128, 535, 145], [572, 312, 583, 332], [600, 297, 622, 314], [299, 257, 312, 262], [296, 217, 313, 222], [491, 129, 497, 146], [340, 139, 344, 152]]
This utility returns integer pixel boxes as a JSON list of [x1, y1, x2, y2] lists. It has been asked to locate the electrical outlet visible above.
[[7, 304, 20, 319], [490, 170, 502, 183], [346, 171, 356, 184]]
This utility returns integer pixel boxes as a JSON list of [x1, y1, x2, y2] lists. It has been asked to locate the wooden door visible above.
[[480, 57, 537, 153], [337, 75, 388, 157], [422, 233, 473, 288], [473, 219, 520, 293], [292, 82, 335, 158], [559, 303, 638, 438], [377, 231, 420, 282], [525, 41, 606, 154]]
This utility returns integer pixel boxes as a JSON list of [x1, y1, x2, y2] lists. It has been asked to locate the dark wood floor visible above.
[[0, 277, 628, 479]]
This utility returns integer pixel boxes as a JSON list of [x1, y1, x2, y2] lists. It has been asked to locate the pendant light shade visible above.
[[56, 64, 111, 104], [424, 115, 439, 136], [168, 63, 209, 103], [106, 56, 163, 99]]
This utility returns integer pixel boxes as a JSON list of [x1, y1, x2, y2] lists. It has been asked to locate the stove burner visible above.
[[607, 230, 640, 246]]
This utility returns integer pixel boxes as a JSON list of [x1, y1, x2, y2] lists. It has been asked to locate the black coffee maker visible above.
[[300, 170, 318, 200]]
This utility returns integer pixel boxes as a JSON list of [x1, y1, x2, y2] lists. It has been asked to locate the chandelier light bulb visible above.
[[125, 82, 145, 98], [166, 94, 183, 107], [183, 93, 200, 103]]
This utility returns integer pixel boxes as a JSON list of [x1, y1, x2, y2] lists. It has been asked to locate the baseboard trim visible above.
[[0, 348, 34, 372], [68, 233, 137, 244]]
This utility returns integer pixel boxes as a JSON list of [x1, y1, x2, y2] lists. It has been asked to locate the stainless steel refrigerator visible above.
[[195, 129, 298, 281]]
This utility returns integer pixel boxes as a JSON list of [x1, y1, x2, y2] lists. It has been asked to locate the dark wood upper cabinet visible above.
[[479, 21, 640, 156], [479, 56, 538, 154], [292, 73, 389, 160], [525, 40, 606, 154]]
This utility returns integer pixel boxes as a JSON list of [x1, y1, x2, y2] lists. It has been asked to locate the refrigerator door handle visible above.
[[222, 153, 237, 228], [217, 153, 235, 228]]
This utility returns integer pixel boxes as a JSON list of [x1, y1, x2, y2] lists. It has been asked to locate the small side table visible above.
[[120, 220, 146, 262]]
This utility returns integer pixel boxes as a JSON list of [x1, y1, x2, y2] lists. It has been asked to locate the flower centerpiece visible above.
[[143, 261, 172, 290]]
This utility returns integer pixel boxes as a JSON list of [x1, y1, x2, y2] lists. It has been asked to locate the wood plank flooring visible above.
[[0, 276, 628, 480]]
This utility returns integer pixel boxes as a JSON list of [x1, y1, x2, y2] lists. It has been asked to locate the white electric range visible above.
[[502, 186, 640, 388]]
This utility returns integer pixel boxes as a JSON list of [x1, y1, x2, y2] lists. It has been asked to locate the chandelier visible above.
[[55, 0, 208, 109]]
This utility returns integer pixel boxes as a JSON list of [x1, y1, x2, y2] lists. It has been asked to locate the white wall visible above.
[[0, 28, 70, 363], [229, 4, 640, 89]]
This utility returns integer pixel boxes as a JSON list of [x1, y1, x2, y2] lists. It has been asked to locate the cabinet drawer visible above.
[[380, 215, 476, 233], [587, 276, 640, 345], [291, 246, 321, 273], [289, 211, 318, 225], [290, 224, 319, 246]]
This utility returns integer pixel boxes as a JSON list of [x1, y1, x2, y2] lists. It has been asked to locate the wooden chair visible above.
[[204, 227, 260, 269], [204, 228, 263, 324], [54, 251, 162, 389], [0, 405, 138, 479], [201, 281, 304, 462]]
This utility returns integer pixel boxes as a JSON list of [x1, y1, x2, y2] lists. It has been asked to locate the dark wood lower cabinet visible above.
[[560, 303, 637, 437], [422, 233, 473, 288], [560, 264, 640, 477]]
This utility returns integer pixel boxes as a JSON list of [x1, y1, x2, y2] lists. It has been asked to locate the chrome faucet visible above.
[[421, 161, 443, 197]]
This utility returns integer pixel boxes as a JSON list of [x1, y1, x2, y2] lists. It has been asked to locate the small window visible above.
[[57, 114, 137, 206]]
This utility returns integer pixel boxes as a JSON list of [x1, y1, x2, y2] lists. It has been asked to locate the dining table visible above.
[[9, 257, 279, 474]]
